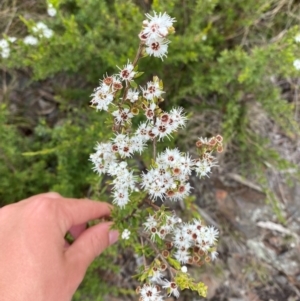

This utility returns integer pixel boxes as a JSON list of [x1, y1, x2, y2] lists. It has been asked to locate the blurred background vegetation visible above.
[[1, 0, 300, 300]]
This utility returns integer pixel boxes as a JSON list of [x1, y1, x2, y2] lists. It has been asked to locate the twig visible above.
[[144, 198, 160, 210], [122, 42, 145, 103], [140, 237, 147, 268], [227, 172, 264, 193], [141, 233, 175, 279]]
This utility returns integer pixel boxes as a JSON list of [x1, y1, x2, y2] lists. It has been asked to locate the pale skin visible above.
[[0, 192, 119, 301]]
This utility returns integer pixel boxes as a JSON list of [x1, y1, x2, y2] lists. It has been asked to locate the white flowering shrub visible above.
[[89, 12, 224, 299]]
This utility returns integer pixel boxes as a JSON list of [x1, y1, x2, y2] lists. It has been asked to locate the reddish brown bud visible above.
[[216, 134, 223, 142], [151, 227, 157, 234], [193, 255, 200, 263], [166, 190, 175, 197], [196, 140, 202, 148], [165, 241, 173, 249], [160, 113, 170, 123], [193, 246, 200, 253], [103, 76, 113, 85], [162, 250, 169, 258], [217, 145, 223, 153], [198, 249, 205, 257], [205, 256, 211, 263], [209, 137, 217, 146], [160, 263, 167, 271], [113, 82, 123, 90]]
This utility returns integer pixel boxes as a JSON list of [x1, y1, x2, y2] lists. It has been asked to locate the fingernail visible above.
[[109, 230, 119, 245]]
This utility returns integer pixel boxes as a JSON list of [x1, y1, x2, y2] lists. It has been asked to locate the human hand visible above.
[[0, 192, 118, 301]]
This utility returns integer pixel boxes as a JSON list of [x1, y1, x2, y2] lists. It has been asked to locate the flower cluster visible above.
[[172, 219, 219, 264], [141, 211, 219, 298], [139, 12, 176, 60], [141, 148, 193, 201], [47, 2, 57, 17], [0, 37, 16, 59], [23, 21, 54, 46], [89, 11, 221, 301], [32, 22, 53, 39], [137, 283, 163, 301]]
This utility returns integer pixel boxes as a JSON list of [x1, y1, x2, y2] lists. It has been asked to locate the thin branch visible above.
[[140, 237, 147, 268], [141, 233, 175, 279], [121, 42, 145, 103]]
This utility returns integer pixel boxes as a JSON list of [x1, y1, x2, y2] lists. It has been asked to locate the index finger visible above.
[[57, 197, 112, 233]]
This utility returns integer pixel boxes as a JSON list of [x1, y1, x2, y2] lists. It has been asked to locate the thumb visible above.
[[66, 222, 118, 280]]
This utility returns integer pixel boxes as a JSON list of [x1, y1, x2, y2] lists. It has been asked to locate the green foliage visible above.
[[1, 0, 300, 299]]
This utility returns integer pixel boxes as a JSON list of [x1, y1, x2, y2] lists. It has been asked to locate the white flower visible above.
[[135, 122, 151, 141], [113, 189, 130, 208], [149, 266, 164, 283], [126, 88, 139, 102], [0, 39, 9, 49], [112, 134, 134, 158], [145, 37, 169, 60], [47, 3, 57, 17], [174, 249, 190, 264], [204, 225, 219, 245], [32, 22, 53, 39], [23, 35, 39, 45], [140, 283, 163, 301], [0, 47, 10, 58], [162, 148, 181, 166], [143, 214, 158, 231], [170, 107, 187, 129], [145, 102, 156, 120], [294, 59, 300, 70], [121, 229, 131, 240], [112, 108, 133, 125], [194, 158, 217, 178], [143, 11, 176, 39], [161, 279, 180, 298], [210, 251, 218, 261], [152, 118, 173, 140], [295, 34, 300, 43], [141, 81, 164, 101], [0, 39, 10, 59], [91, 85, 114, 111], [118, 61, 136, 81], [43, 28, 54, 38], [130, 135, 146, 154], [181, 266, 188, 273], [8, 37, 17, 43]]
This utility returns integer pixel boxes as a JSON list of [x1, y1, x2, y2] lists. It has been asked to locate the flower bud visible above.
[[216, 134, 223, 142], [217, 145, 223, 153], [131, 107, 139, 115]]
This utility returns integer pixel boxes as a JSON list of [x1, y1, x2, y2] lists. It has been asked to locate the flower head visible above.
[[118, 61, 136, 81], [145, 37, 169, 60], [47, 3, 57, 17], [121, 229, 131, 240], [143, 11, 176, 39], [23, 35, 39, 45], [294, 59, 300, 70]]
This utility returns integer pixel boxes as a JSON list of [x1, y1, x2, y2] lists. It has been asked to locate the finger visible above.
[[65, 222, 119, 279], [58, 198, 112, 233], [21, 192, 62, 204], [45, 192, 62, 199], [69, 223, 87, 239]]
